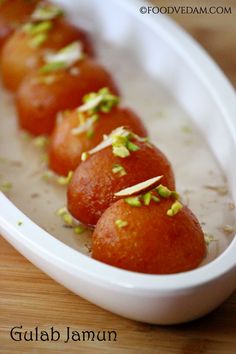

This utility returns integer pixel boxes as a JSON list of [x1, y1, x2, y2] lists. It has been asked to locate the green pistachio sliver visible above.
[[151, 195, 160, 203], [167, 201, 183, 216], [55, 207, 67, 217], [91, 114, 99, 123], [143, 191, 152, 206], [171, 191, 179, 199], [156, 184, 172, 198], [17, 221, 23, 226], [23, 20, 53, 35], [81, 152, 89, 161], [127, 141, 140, 152], [112, 164, 127, 177], [30, 32, 48, 48], [74, 225, 86, 234], [57, 171, 73, 186], [112, 134, 128, 146], [112, 144, 130, 158], [0, 182, 12, 192], [32, 4, 63, 21], [125, 196, 142, 207], [81, 87, 119, 114], [115, 219, 128, 228], [41, 41, 83, 73], [86, 128, 95, 139], [33, 135, 48, 148], [55, 207, 73, 226], [22, 23, 33, 33], [62, 213, 73, 226], [40, 61, 66, 74]]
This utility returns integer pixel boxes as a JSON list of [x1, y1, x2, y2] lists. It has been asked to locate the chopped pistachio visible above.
[[112, 164, 127, 177], [111, 130, 141, 158], [80, 87, 119, 114], [57, 171, 73, 185], [55, 207, 73, 226], [86, 128, 95, 139], [171, 191, 179, 199], [55, 207, 67, 217], [32, 3, 63, 21], [23, 21, 53, 35], [74, 225, 86, 234], [151, 195, 160, 203], [156, 184, 172, 198], [127, 141, 140, 152], [81, 152, 89, 161], [40, 61, 66, 74], [143, 191, 152, 206], [112, 144, 130, 158], [115, 219, 128, 228], [33, 135, 48, 149], [30, 32, 48, 48], [0, 182, 12, 192], [125, 196, 142, 207], [17, 221, 23, 226], [41, 41, 83, 73], [71, 89, 119, 137], [167, 201, 183, 216], [91, 114, 99, 123], [87, 127, 128, 156], [62, 213, 73, 226]]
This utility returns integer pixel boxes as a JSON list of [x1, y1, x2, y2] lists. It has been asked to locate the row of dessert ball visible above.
[[0, 0, 206, 274]]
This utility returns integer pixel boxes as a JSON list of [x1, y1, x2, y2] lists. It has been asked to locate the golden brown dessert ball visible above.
[[92, 197, 206, 274], [67, 137, 175, 226], [49, 105, 147, 176], [16, 58, 119, 135], [1, 16, 94, 91]]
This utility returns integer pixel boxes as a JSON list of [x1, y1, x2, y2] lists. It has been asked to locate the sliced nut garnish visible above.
[[114, 176, 163, 197]]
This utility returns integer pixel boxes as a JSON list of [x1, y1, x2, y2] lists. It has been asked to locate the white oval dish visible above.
[[0, 0, 236, 324]]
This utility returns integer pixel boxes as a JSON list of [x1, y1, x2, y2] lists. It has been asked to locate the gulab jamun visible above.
[[92, 193, 206, 274], [16, 45, 119, 135], [67, 128, 175, 226], [1, 2, 94, 91], [48, 88, 147, 176]]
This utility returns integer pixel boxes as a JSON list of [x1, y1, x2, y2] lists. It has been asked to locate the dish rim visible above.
[[1, 0, 236, 293]]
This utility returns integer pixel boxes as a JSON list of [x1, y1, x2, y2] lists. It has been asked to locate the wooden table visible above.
[[1, 1, 235, 353]]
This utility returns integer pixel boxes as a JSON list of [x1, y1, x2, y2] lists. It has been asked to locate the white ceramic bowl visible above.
[[0, 0, 236, 324]]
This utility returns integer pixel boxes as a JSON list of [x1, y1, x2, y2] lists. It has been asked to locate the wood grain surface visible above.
[[0, 1, 236, 353]]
